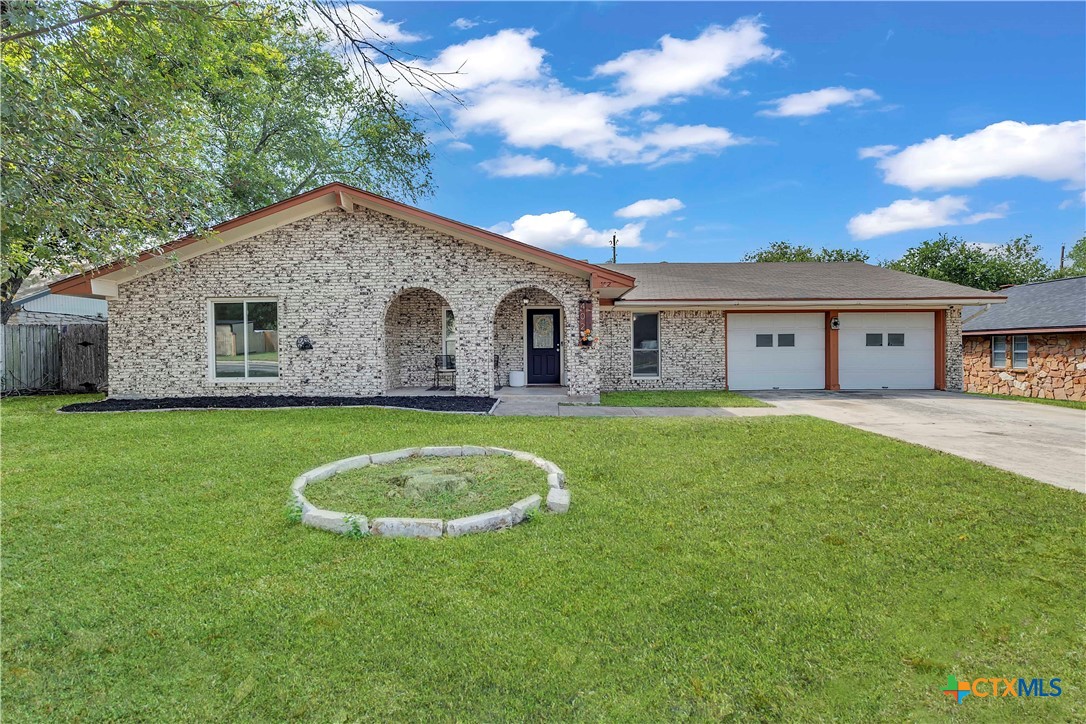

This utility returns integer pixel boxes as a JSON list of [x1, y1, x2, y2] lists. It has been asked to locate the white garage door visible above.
[[727, 313, 825, 390], [839, 312, 934, 389]]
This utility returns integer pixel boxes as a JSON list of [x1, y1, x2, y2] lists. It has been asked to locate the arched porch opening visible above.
[[493, 286, 569, 388], [383, 287, 456, 392]]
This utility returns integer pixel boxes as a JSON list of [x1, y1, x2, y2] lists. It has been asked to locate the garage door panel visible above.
[[727, 313, 824, 390], [839, 312, 934, 389]]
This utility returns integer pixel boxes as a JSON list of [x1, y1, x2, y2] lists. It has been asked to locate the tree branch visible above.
[[2, 1, 132, 43]]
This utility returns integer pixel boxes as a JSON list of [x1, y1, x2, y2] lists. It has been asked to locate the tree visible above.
[[1, 1, 439, 323], [1054, 235, 1086, 278], [742, 241, 869, 263], [883, 234, 1052, 291]]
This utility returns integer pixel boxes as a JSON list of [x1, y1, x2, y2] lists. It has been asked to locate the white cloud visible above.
[[858, 144, 898, 159], [594, 19, 781, 103], [759, 86, 880, 117], [451, 18, 477, 30], [478, 154, 560, 177], [418, 29, 546, 91], [408, 23, 765, 167], [865, 120, 1086, 191], [493, 211, 646, 249], [847, 196, 1008, 240], [446, 140, 473, 152], [1058, 190, 1086, 210], [307, 3, 422, 45], [615, 198, 685, 218]]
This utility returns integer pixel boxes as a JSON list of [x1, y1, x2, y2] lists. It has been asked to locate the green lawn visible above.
[[3, 395, 1083, 720], [966, 391, 1086, 410], [599, 389, 770, 407], [304, 455, 546, 519]]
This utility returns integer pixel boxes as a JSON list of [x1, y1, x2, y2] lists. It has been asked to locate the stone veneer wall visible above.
[[963, 331, 1086, 401], [597, 308, 726, 391], [108, 207, 596, 398], [493, 287, 565, 387], [945, 305, 964, 392]]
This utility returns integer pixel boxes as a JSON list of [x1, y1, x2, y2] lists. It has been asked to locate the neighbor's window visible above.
[[866, 333, 883, 347], [212, 300, 278, 380], [633, 312, 660, 377], [1012, 335, 1028, 369], [778, 333, 795, 347], [888, 333, 905, 347], [443, 308, 456, 359], [755, 334, 774, 348], [991, 336, 1006, 368]]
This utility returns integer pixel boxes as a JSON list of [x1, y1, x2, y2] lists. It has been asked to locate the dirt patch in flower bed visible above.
[[58, 395, 495, 414]]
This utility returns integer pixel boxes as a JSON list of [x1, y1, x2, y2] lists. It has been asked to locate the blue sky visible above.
[[361, 2, 1084, 266]]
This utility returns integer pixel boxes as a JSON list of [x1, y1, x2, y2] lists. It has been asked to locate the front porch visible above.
[[382, 284, 596, 398]]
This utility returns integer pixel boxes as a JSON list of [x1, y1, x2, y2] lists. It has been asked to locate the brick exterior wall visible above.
[[963, 331, 1086, 401], [945, 305, 964, 392], [107, 206, 597, 398], [385, 287, 445, 388], [597, 308, 727, 391]]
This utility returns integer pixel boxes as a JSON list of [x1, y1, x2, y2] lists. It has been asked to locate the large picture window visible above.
[[211, 300, 278, 380], [632, 312, 660, 377]]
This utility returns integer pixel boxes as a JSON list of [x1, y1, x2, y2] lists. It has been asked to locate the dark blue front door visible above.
[[527, 310, 561, 384]]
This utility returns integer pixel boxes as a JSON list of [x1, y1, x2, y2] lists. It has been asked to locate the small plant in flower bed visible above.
[[303, 455, 545, 519]]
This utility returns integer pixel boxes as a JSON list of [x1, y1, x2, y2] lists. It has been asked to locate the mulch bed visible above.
[[59, 395, 496, 414]]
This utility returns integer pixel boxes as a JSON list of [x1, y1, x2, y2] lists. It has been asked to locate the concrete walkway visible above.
[[751, 390, 1086, 493]]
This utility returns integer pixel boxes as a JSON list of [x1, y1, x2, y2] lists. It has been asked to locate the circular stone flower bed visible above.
[[291, 446, 570, 538]]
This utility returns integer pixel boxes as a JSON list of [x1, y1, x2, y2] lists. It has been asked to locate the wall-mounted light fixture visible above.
[[296, 335, 313, 350], [522, 296, 530, 306], [830, 317, 840, 330]]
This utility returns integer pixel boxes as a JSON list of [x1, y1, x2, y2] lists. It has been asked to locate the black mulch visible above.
[[59, 395, 496, 414]]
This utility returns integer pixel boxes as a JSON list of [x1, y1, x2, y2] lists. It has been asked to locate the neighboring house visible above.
[[8, 285, 108, 325], [961, 276, 1086, 401], [50, 183, 1003, 400]]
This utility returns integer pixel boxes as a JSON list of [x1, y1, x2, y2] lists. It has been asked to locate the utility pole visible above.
[[610, 233, 618, 264]]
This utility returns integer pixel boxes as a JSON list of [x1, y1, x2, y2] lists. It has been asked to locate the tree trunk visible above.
[[1, 275, 24, 325]]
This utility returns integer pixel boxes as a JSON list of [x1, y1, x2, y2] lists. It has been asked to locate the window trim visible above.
[[207, 298, 281, 383], [1012, 334, 1028, 370], [632, 312, 661, 379], [991, 335, 1007, 368]]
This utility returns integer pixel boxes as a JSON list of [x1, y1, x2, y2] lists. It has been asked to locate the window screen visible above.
[[633, 313, 659, 377], [1012, 335, 1028, 369], [991, 336, 1006, 368]]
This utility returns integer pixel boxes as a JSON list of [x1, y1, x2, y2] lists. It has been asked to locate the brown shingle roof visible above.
[[607, 262, 1006, 302]]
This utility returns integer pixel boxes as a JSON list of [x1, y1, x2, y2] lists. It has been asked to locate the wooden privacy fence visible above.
[[1, 324, 107, 394]]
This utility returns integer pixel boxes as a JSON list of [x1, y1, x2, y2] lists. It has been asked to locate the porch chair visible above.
[[434, 355, 455, 390]]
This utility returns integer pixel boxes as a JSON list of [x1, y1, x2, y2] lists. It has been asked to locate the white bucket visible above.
[[508, 370, 526, 387]]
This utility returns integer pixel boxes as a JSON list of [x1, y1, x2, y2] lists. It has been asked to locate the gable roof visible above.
[[962, 275, 1086, 334], [49, 183, 636, 299], [605, 262, 1005, 306]]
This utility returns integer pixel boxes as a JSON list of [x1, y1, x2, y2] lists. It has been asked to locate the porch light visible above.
[[522, 296, 529, 306]]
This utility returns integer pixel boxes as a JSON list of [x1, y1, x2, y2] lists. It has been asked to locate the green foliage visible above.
[[284, 499, 303, 524], [742, 241, 870, 263], [883, 233, 1052, 291], [1054, 235, 1086, 278], [3, 396, 1083, 720], [1, 1, 432, 320]]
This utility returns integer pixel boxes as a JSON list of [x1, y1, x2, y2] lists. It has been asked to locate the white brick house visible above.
[[51, 183, 1004, 399]]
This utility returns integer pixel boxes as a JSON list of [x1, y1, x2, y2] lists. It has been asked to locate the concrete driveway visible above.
[[750, 390, 1086, 493]]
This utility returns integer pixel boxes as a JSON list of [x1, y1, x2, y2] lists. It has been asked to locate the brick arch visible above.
[[491, 285, 574, 388], [381, 286, 457, 392]]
